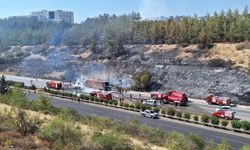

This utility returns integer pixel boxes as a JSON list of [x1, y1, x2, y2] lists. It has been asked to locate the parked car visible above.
[[140, 110, 159, 119], [142, 99, 157, 106]]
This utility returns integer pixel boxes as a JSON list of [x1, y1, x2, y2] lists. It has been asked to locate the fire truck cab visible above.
[[151, 91, 188, 106]]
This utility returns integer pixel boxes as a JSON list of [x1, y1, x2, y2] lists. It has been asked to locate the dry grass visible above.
[[144, 43, 250, 72], [145, 44, 179, 54], [0, 103, 168, 150], [200, 43, 250, 72], [44, 71, 65, 79], [74, 50, 92, 59]]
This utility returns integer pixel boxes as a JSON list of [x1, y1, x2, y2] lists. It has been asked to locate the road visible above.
[[26, 93, 250, 149], [6, 74, 250, 121]]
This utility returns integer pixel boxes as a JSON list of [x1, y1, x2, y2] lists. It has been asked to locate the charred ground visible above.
[[1, 43, 250, 104]]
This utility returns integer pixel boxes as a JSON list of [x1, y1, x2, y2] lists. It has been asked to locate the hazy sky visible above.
[[0, 0, 249, 23]]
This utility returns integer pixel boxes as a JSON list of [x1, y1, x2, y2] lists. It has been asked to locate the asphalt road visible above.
[[27, 93, 250, 150], [6, 74, 250, 121]]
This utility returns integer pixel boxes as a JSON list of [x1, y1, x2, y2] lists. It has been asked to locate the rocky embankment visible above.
[[1, 43, 250, 104]]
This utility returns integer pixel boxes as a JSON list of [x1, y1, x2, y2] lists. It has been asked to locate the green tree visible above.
[[133, 70, 152, 91], [0, 75, 9, 94]]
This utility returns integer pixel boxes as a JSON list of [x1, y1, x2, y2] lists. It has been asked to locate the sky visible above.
[[0, 0, 249, 23]]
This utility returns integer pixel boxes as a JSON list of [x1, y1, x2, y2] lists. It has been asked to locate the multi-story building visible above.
[[31, 10, 74, 23]]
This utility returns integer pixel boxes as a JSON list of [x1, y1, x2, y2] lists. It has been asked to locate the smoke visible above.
[[139, 0, 169, 19]]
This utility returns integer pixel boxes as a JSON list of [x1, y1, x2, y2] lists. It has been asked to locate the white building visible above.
[[31, 10, 74, 23]]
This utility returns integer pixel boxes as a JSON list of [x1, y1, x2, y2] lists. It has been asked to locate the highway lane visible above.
[[27, 93, 250, 149], [5, 74, 250, 121]]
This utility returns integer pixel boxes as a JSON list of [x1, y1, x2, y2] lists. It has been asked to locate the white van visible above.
[[142, 99, 157, 106]]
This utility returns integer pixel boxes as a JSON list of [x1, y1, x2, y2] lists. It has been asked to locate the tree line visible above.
[[0, 6, 249, 53]]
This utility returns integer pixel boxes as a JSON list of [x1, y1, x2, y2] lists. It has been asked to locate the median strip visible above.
[[42, 89, 250, 135]]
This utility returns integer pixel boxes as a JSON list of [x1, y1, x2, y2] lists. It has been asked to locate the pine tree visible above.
[[0, 75, 8, 94]]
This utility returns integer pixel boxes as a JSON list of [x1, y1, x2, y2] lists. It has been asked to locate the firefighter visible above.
[[130, 94, 132, 99], [174, 102, 178, 108], [78, 97, 80, 103]]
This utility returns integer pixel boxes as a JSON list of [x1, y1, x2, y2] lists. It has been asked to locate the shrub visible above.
[[240, 121, 250, 131], [176, 111, 182, 118], [4, 139, 13, 147], [112, 100, 118, 105], [240, 145, 250, 150], [201, 114, 209, 123], [85, 96, 90, 100], [167, 107, 176, 116], [145, 105, 152, 110], [123, 103, 129, 108], [92, 130, 132, 150], [193, 115, 199, 121], [210, 116, 219, 125], [133, 70, 152, 91], [34, 94, 53, 111], [38, 118, 83, 149], [119, 102, 124, 107], [95, 97, 100, 102], [135, 102, 141, 109], [59, 108, 81, 122], [80, 94, 85, 99], [215, 140, 231, 150], [188, 133, 206, 150], [231, 120, 241, 129], [10, 109, 41, 136], [90, 96, 95, 101], [129, 104, 135, 109], [184, 113, 191, 120], [108, 100, 113, 105], [153, 107, 160, 113], [165, 131, 190, 150], [161, 109, 166, 114], [221, 120, 229, 127]]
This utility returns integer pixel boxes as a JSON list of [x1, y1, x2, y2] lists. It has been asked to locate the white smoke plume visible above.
[[139, 0, 169, 19]]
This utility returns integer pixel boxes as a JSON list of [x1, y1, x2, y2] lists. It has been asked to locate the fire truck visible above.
[[151, 91, 188, 106], [212, 106, 235, 120], [86, 79, 111, 91], [206, 94, 231, 105], [90, 90, 112, 102], [46, 81, 63, 90]]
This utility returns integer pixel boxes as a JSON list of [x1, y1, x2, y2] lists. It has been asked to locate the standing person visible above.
[[78, 97, 80, 103], [175, 102, 178, 108]]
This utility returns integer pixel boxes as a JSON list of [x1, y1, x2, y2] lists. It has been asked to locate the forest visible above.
[[0, 6, 249, 52]]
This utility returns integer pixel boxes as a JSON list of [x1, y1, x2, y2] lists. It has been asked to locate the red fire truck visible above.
[[86, 79, 111, 91], [151, 91, 188, 106], [90, 90, 112, 102], [206, 94, 231, 105], [212, 106, 235, 120], [46, 81, 63, 90]]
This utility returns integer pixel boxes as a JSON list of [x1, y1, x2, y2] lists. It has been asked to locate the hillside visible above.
[[1, 43, 250, 104]]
